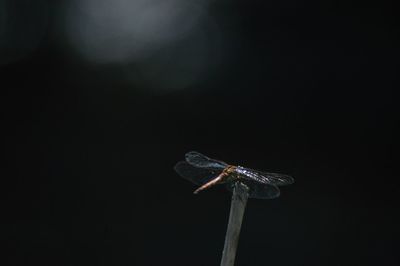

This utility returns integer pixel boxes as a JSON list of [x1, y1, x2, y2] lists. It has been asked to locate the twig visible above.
[[220, 182, 249, 266]]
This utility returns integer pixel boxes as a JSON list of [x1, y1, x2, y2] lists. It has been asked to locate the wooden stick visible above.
[[220, 182, 249, 266]]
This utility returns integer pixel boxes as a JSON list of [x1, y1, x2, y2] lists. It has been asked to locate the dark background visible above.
[[2, 0, 399, 265]]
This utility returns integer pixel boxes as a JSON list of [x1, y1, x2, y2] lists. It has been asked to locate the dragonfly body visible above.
[[193, 165, 238, 194], [174, 151, 294, 199]]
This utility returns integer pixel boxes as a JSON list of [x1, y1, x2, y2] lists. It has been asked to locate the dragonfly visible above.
[[174, 151, 294, 199]]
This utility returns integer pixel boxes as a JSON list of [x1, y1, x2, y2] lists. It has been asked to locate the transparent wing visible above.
[[226, 180, 281, 199], [174, 161, 221, 185], [236, 167, 294, 186], [185, 151, 228, 170]]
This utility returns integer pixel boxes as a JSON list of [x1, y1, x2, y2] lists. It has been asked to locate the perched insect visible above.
[[174, 151, 294, 199]]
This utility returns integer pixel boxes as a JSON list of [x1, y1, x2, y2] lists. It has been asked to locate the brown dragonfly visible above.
[[174, 151, 294, 199]]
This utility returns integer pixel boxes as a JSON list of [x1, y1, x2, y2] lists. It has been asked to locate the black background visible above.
[[2, 1, 399, 265]]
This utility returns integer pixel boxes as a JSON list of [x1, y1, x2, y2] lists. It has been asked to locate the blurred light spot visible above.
[[63, 0, 208, 63], [124, 21, 224, 91], [62, 0, 229, 92], [0, 0, 49, 65]]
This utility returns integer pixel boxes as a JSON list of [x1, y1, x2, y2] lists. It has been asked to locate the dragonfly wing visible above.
[[174, 161, 220, 185], [185, 151, 227, 170], [256, 171, 294, 186], [226, 180, 280, 199], [237, 167, 294, 186]]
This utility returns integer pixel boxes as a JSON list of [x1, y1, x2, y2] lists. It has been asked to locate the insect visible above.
[[174, 151, 294, 199]]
